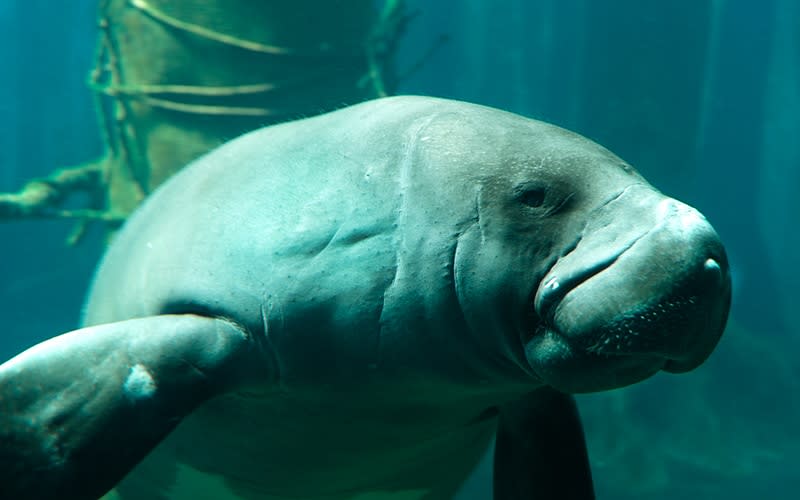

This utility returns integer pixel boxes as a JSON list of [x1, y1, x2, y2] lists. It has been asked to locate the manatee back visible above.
[[83, 97, 447, 327]]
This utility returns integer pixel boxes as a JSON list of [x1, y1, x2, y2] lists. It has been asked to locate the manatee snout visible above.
[[530, 186, 731, 391], [638, 198, 731, 372]]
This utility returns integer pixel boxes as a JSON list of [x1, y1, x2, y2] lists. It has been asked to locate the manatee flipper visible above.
[[0, 314, 267, 500], [493, 388, 595, 500]]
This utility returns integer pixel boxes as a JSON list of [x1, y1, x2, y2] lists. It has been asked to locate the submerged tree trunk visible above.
[[0, 0, 404, 238]]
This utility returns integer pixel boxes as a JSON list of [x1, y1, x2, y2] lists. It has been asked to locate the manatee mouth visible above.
[[533, 249, 623, 328], [525, 233, 635, 351], [521, 260, 674, 394], [524, 267, 636, 366], [525, 249, 730, 375], [529, 258, 696, 357]]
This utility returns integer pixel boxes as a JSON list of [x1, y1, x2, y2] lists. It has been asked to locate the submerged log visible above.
[[0, 0, 405, 238]]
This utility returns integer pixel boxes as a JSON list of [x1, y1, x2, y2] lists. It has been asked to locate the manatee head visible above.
[[406, 99, 731, 394]]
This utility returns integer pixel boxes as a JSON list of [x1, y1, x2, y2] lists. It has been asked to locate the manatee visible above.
[[0, 96, 731, 499]]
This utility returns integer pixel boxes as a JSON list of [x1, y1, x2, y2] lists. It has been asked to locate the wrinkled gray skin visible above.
[[0, 96, 731, 500]]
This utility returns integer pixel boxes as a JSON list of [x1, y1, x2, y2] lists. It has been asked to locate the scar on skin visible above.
[[123, 363, 157, 399]]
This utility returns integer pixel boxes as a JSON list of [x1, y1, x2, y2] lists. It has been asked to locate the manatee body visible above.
[[0, 96, 731, 499]]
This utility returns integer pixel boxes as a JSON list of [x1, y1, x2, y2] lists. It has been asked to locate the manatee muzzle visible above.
[[531, 186, 731, 375]]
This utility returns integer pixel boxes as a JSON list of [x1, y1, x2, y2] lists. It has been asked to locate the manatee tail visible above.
[[0, 314, 268, 500]]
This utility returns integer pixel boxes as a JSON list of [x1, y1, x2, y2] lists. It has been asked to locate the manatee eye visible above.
[[518, 187, 547, 208]]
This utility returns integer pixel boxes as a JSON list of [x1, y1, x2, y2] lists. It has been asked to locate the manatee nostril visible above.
[[704, 258, 720, 272], [700, 249, 731, 290], [703, 257, 723, 282]]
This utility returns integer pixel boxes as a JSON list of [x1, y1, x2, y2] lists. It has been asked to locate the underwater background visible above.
[[0, 1, 797, 498]]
